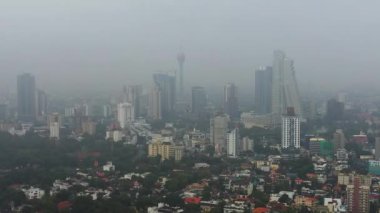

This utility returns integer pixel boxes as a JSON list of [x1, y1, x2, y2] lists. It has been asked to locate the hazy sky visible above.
[[1, 0, 379, 94]]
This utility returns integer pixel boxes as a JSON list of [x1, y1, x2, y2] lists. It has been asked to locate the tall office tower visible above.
[[153, 73, 176, 116], [255, 66, 272, 114], [333, 129, 347, 152], [148, 86, 162, 120], [36, 89, 48, 119], [224, 83, 239, 119], [281, 107, 300, 149], [347, 176, 370, 213], [210, 114, 230, 155], [326, 98, 344, 122], [177, 52, 185, 99], [117, 102, 134, 129], [191, 86, 207, 116], [49, 113, 61, 139], [375, 137, 380, 160], [227, 128, 239, 158], [17, 73, 36, 122], [125, 85, 143, 117], [271, 51, 302, 118]]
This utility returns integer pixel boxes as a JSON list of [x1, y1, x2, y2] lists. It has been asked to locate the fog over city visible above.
[[0, 0, 379, 94]]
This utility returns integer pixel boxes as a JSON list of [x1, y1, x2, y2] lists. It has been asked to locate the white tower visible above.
[[281, 108, 300, 149], [227, 128, 239, 158]]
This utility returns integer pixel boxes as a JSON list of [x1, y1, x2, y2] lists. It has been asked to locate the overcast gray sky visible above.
[[0, 0, 379, 94]]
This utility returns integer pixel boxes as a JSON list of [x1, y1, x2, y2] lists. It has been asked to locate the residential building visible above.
[[148, 139, 183, 161], [227, 128, 239, 158], [346, 177, 370, 213], [125, 85, 143, 117], [117, 102, 134, 129], [333, 129, 346, 152], [210, 114, 230, 155], [241, 137, 254, 152], [281, 107, 300, 149], [49, 113, 60, 139], [82, 120, 96, 135], [148, 86, 162, 120]]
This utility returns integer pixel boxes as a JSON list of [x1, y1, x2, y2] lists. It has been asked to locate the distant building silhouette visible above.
[[254, 66, 272, 114], [153, 73, 176, 117], [177, 52, 185, 99], [17, 73, 36, 122], [326, 98, 344, 122], [223, 83, 239, 119], [271, 51, 302, 119], [191, 86, 207, 116]]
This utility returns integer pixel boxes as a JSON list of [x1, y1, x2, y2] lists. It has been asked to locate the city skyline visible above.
[[1, 1, 380, 94]]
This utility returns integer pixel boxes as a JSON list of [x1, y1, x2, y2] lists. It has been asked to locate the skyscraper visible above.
[[224, 83, 239, 119], [271, 51, 302, 118], [191, 86, 207, 116], [153, 73, 176, 116], [17, 73, 36, 122], [177, 52, 185, 99], [210, 114, 230, 155], [281, 107, 300, 149], [148, 86, 162, 120], [117, 102, 134, 129], [227, 128, 239, 158], [255, 66, 272, 114]]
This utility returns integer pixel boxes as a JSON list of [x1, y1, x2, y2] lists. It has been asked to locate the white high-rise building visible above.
[[210, 114, 230, 155], [227, 128, 239, 158], [50, 122, 60, 139], [49, 113, 61, 139], [117, 102, 134, 129], [281, 108, 300, 149], [271, 51, 302, 119]]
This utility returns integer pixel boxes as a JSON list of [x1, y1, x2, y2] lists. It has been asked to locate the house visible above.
[[103, 161, 115, 172], [22, 186, 45, 200], [147, 203, 184, 213]]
